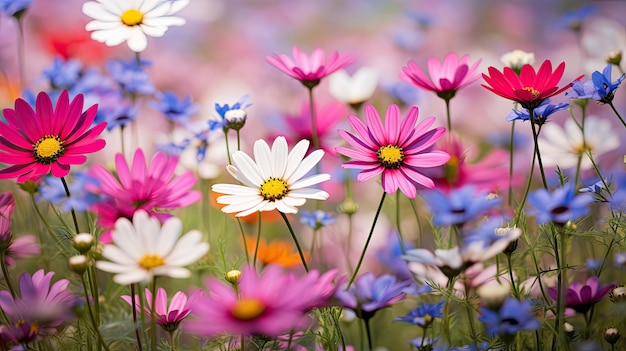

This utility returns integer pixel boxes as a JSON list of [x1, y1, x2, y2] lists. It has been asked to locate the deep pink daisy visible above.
[[0, 91, 107, 182], [89, 148, 201, 243], [266, 46, 355, 87], [336, 104, 450, 199], [400, 52, 482, 99]]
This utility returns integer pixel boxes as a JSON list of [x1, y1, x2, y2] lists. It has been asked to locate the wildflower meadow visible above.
[[1, 0, 626, 350]]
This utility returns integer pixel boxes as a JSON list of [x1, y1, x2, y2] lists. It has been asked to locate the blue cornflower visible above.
[[37, 173, 103, 212], [0, 0, 31, 17], [421, 185, 501, 226], [381, 81, 421, 107], [464, 217, 521, 255], [335, 272, 410, 320], [408, 337, 438, 350], [150, 91, 199, 126], [395, 300, 445, 327], [99, 101, 140, 131], [479, 298, 540, 341], [505, 99, 569, 124], [299, 210, 335, 230], [376, 231, 415, 281], [585, 258, 602, 271], [211, 95, 252, 130], [106, 58, 155, 96], [43, 57, 83, 90], [566, 64, 625, 103], [560, 5, 597, 31], [527, 183, 594, 225]]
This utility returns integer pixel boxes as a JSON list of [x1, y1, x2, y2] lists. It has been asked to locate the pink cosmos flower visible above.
[[548, 276, 615, 314], [5, 235, 40, 266], [280, 100, 348, 155], [186, 264, 339, 337], [122, 288, 201, 332], [89, 148, 200, 243], [400, 52, 482, 99], [0, 192, 15, 242], [336, 104, 450, 198], [0, 91, 107, 182], [266, 46, 355, 87]]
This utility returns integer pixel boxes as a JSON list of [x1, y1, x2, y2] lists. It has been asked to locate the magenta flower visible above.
[[186, 265, 339, 337], [0, 192, 15, 242], [89, 148, 201, 243], [5, 235, 40, 265], [0, 269, 79, 342], [122, 288, 201, 332], [400, 52, 481, 100], [0, 91, 107, 182], [266, 46, 355, 88], [548, 276, 615, 314], [336, 104, 449, 198]]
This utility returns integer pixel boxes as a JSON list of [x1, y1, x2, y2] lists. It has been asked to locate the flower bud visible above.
[[225, 109, 247, 131], [338, 198, 359, 215], [500, 50, 535, 74], [69, 255, 90, 274], [18, 180, 40, 195], [609, 286, 626, 303], [564, 322, 576, 340], [477, 284, 510, 310], [73, 233, 94, 254], [606, 51, 622, 67], [225, 269, 241, 285], [604, 327, 621, 345]]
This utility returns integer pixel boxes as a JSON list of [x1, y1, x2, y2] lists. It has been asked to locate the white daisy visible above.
[[212, 136, 330, 217], [95, 211, 209, 285], [328, 67, 379, 106], [83, 0, 189, 53], [539, 116, 619, 170]]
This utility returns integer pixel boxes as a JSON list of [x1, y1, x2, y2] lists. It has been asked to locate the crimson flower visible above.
[[0, 91, 106, 182], [336, 104, 449, 198], [400, 52, 481, 100], [482, 60, 581, 109], [266, 46, 355, 88]]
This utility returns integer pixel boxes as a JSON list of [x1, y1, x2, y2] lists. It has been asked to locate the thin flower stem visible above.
[[507, 121, 516, 207], [280, 212, 309, 272], [514, 139, 538, 226], [130, 284, 143, 351], [395, 192, 407, 254], [61, 176, 80, 235], [223, 129, 232, 165], [409, 199, 422, 248], [554, 225, 568, 350], [120, 125, 126, 158], [79, 274, 109, 351], [528, 108, 548, 189], [463, 280, 478, 350], [308, 228, 318, 266], [606, 100, 626, 128], [345, 213, 354, 272], [236, 218, 250, 264], [236, 130, 242, 151], [572, 104, 587, 188], [347, 192, 386, 288], [87, 265, 101, 326], [364, 318, 373, 351], [506, 253, 519, 299], [150, 279, 158, 351], [16, 17, 26, 89], [307, 86, 320, 150], [253, 212, 262, 268], [169, 331, 175, 351], [240, 334, 245, 351], [0, 251, 16, 299], [444, 98, 452, 133]]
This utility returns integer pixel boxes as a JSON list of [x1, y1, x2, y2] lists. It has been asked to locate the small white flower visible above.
[[83, 0, 189, 52], [500, 50, 535, 70], [539, 116, 619, 170], [328, 67, 379, 105], [212, 136, 330, 217], [96, 211, 209, 285]]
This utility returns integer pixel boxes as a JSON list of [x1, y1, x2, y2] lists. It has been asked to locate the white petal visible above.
[[139, 24, 168, 37], [101, 245, 138, 265], [85, 20, 123, 31], [127, 27, 148, 52], [283, 139, 309, 180], [232, 151, 264, 186], [83, 2, 120, 20], [288, 189, 329, 200], [290, 173, 331, 190], [254, 138, 273, 179], [286, 149, 324, 183], [96, 260, 134, 274], [153, 266, 191, 279], [212, 183, 259, 196], [113, 269, 150, 285], [271, 136, 289, 177], [221, 198, 266, 215], [156, 217, 183, 256]]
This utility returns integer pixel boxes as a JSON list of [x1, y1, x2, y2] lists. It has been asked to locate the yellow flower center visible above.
[[259, 177, 289, 201], [573, 143, 592, 155], [33, 135, 64, 164], [138, 254, 165, 269], [121, 9, 144, 26], [443, 155, 460, 184], [231, 299, 266, 321], [522, 87, 540, 98], [377, 145, 404, 169]]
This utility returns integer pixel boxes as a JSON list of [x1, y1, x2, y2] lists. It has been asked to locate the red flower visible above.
[[481, 60, 581, 109]]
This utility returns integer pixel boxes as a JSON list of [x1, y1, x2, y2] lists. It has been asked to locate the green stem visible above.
[[0, 251, 16, 299], [308, 228, 318, 266], [280, 212, 309, 272], [506, 253, 519, 299], [528, 108, 548, 189], [463, 280, 478, 349], [223, 129, 232, 165], [236, 218, 250, 264], [347, 192, 386, 288], [169, 331, 176, 351], [364, 318, 373, 351], [150, 279, 157, 351], [508, 121, 516, 207], [60, 176, 80, 235], [608, 101, 626, 129], [80, 274, 109, 351], [120, 125, 126, 158], [513, 138, 538, 227], [554, 226, 568, 350], [307, 86, 320, 150], [395, 192, 406, 255], [16, 17, 25, 89], [444, 97, 452, 133], [236, 129, 241, 151], [253, 212, 262, 268], [130, 284, 143, 351]]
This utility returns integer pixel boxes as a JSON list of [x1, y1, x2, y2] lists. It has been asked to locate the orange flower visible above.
[[245, 237, 307, 268]]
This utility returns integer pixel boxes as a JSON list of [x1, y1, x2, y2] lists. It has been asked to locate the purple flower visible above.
[[548, 276, 615, 314], [566, 64, 625, 103], [211, 95, 252, 130], [335, 272, 410, 320], [0, 270, 80, 342], [479, 298, 540, 340], [150, 91, 199, 126], [37, 172, 103, 212], [43, 57, 83, 91], [0, 192, 15, 243], [421, 185, 501, 226], [5, 235, 39, 265], [375, 231, 415, 281], [395, 300, 445, 327], [560, 5, 597, 31], [527, 183, 594, 225], [123, 288, 201, 332], [299, 210, 335, 230], [505, 99, 569, 124], [0, 0, 31, 17], [105, 58, 155, 96]]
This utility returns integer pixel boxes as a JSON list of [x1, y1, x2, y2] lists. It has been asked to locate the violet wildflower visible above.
[[335, 272, 410, 320], [527, 183, 594, 225], [420, 185, 501, 226], [548, 276, 615, 314], [561, 5, 598, 32], [505, 99, 569, 125], [479, 298, 540, 342], [37, 172, 102, 212], [43, 57, 83, 91], [0, 0, 31, 18], [0, 192, 15, 244], [376, 231, 415, 281], [300, 210, 335, 230], [566, 64, 625, 103], [150, 91, 199, 127], [106, 58, 155, 96], [395, 300, 445, 328], [211, 95, 252, 130]]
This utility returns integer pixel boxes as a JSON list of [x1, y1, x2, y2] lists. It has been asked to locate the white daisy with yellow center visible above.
[[212, 136, 330, 217], [95, 211, 209, 285], [82, 0, 189, 52]]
